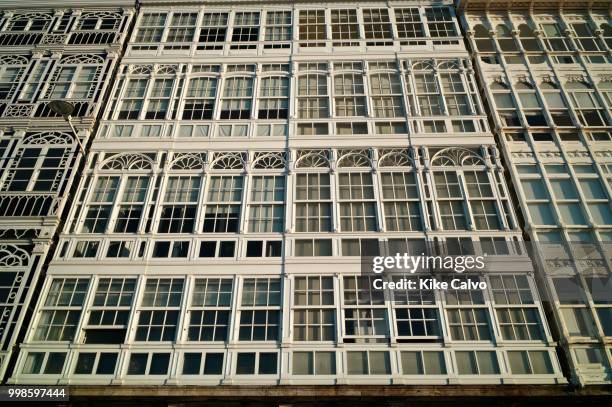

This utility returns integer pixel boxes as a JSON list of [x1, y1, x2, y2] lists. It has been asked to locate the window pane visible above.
[[293, 352, 312, 375], [401, 351, 423, 374]]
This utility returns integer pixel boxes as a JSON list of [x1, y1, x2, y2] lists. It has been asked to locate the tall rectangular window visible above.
[[135, 278, 183, 342], [203, 176, 243, 233], [446, 277, 491, 341], [83, 278, 136, 344], [553, 277, 598, 338], [395, 8, 424, 40], [158, 176, 200, 233], [34, 278, 89, 342], [249, 176, 285, 233], [145, 78, 173, 119], [0, 65, 25, 101], [82, 176, 119, 233], [198, 13, 228, 50], [220, 77, 253, 119], [343, 276, 388, 342], [135, 13, 167, 43], [370, 72, 404, 117], [239, 278, 281, 341], [166, 13, 197, 43], [299, 10, 326, 47], [434, 171, 467, 230], [362, 9, 393, 46], [441, 73, 470, 115], [381, 172, 422, 231], [392, 275, 440, 339], [118, 79, 147, 119], [297, 74, 328, 118], [490, 275, 543, 341], [188, 278, 233, 342], [333, 73, 366, 116], [258, 77, 289, 119], [19, 60, 48, 102], [465, 171, 500, 230], [293, 276, 335, 341], [295, 173, 332, 232], [424, 7, 457, 38], [338, 173, 377, 232], [114, 176, 149, 233], [265, 11, 292, 47], [183, 77, 217, 120], [330, 10, 359, 46], [415, 73, 442, 115], [231, 12, 260, 49]]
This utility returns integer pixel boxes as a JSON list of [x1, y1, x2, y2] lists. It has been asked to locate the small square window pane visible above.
[[423, 351, 446, 374], [529, 351, 553, 374], [476, 351, 499, 374], [369, 351, 390, 374], [74, 353, 96, 374], [508, 351, 531, 374], [149, 353, 170, 375], [96, 353, 118, 375], [183, 353, 202, 374], [293, 352, 313, 375], [43, 352, 66, 374], [258, 353, 278, 374], [401, 351, 423, 374], [236, 353, 255, 374], [315, 352, 335, 375], [23, 353, 44, 374], [203, 353, 223, 374], [347, 351, 368, 374]]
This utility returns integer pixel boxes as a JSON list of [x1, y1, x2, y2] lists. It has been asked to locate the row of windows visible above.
[[60, 236, 523, 261], [535, 230, 612, 255], [100, 118, 486, 140], [0, 54, 107, 107], [0, 145, 71, 193], [107, 61, 480, 121], [490, 77, 611, 129], [478, 51, 612, 66], [68, 169, 511, 235], [0, 11, 126, 33], [471, 20, 611, 54], [503, 130, 612, 144], [527, 230, 612, 352], [31, 275, 559, 345], [0, 11, 129, 47], [550, 276, 612, 339], [133, 7, 458, 49], [517, 161, 612, 228], [20, 347, 560, 378]]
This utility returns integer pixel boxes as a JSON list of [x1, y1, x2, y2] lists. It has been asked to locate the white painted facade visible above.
[[459, 0, 612, 385], [6, 1, 570, 386]]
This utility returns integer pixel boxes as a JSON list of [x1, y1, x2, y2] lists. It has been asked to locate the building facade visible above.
[[0, 0, 134, 380], [458, 0, 612, 385], [6, 0, 571, 387]]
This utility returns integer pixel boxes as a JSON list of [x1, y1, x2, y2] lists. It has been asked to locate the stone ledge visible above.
[[66, 384, 612, 399]]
